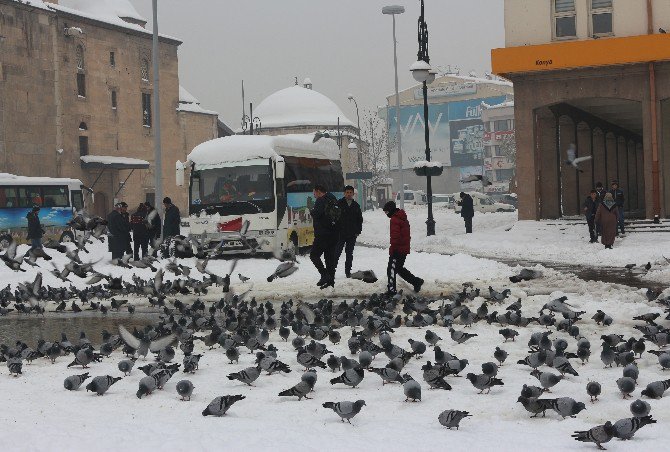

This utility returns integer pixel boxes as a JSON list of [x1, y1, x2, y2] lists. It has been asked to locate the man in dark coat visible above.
[[582, 190, 598, 243], [107, 202, 131, 259], [383, 201, 423, 295], [609, 180, 625, 235], [144, 201, 161, 241], [335, 185, 363, 278], [26, 205, 44, 251], [458, 192, 474, 233], [309, 184, 339, 288], [162, 197, 181, 239], [130, 203, 150, 260]]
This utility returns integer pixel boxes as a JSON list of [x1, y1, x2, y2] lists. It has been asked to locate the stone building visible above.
[[0, 0, 218, 217], [492, 0, 670, 220], [481, 100, 516, 194]]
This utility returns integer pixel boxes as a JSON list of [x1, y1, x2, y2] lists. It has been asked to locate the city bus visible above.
[[182, 134, 344, 255], [0, 174, 88, 247]]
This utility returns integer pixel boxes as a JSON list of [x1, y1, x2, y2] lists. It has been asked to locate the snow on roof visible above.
[[252, 85, 354, 129], [188, 134, 340, 169], [482, 100, 515, 110], [0, 173, 83, 186], [386, 73, 513, 100], [59, 0, 146, 23], [80, 155, 150, 169], [177, 85, 218, 116]]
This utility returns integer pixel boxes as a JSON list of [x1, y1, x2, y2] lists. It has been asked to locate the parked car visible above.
[[490, 193, 518, 208], [430, 194, 456, 209], [454, 192, 516, 213], [396, 190, 425, 205]]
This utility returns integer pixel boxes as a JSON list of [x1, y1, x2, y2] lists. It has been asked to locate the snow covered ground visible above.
[[360, 206, 670, 273]]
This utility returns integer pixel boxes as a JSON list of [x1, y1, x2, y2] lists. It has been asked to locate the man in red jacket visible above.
[[383, 201, 423, 295]]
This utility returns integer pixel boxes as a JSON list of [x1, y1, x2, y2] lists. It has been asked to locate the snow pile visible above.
[[80, 155, 150, 168], [59, 0, 146, 24], [177, 86, 218, 116], [413, 161, 443, 169]]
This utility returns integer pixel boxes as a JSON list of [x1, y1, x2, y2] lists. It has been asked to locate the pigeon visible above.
[[520, 384, 544, 399], [238, 273, 250, 283], [256, 353, 291, 374], [63, 372, 90, 391], [641, 378, 670, 399], [369, 366, 404, 385], [466, 373, 504, 394], [622, 363, 639, 382], [616, 377, 636, 399], [85, 375, 121, 396], [322, 400, 366, 424], [549, 397, 586, 419], [494, 347, 508, 365], [648, 350, 670, 370], [176, 380, 194, 401], [587, 381, 602, 402], [572, 422, 616, 450], [225, 347, 240, 364], [278, 380, 312, 400], [449, 328, 477, 344], [509, 268, 542, 283], [499, 328, 519, 342], [296, 348, 327, 370], [438, 410, 472, 429], [565, 143, 592, 172], [517, 396, 556, 418], [202, 395, 245, 416], [349, 270, 378, 283], [424, 330, 442, 347], [118, 325, 175, 360], [481, 362, 498, 377], [326, 355, 341, 372], [66, 347, 95, 368], [460, 174, 491, 186], [630, 399, 651, 418], [136, 375, 158, 399], [330, 367, 364, 388], [531, 369, 562, 392], [402, 374, 421, 402], [613, 416, 656, 440], [7, 357, 23, 376], [421, 361, 452, 390], [118, 359, 135, 376], [267, 261, 298, 282], [227, 366, 261, 386]]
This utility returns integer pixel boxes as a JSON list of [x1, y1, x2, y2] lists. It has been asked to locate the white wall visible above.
[[504, 0, 668, 47]]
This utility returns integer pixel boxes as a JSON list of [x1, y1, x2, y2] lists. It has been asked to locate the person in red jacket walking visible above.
[[383, 201, 424, 295]]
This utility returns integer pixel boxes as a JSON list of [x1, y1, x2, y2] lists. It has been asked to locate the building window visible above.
[[111, 90, 117, 109], [553, 0, 576, 39], [494, 120, 510, 132], [591, 0, 613, 35], [493, 145, 505, 157], [77, 73, 86, 97], [79, 122, 87, 131], [79, 136, 89, 156], [76, 45, 85, 70], [110, 51, 116, 67], [142, 93, 152, 127], [141, 58, 150, 81], [496, 169, 514, 180]]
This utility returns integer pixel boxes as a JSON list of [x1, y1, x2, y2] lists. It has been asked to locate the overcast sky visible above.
[[129, 0, 505, 127]]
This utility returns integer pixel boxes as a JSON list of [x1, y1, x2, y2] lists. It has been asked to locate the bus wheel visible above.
[[0, 234, 12, 250], [59, 231, 75, 243]]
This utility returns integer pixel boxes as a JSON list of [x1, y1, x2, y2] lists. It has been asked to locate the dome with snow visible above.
[[59, 0, 147, 26], [253, 85, 354, 129]]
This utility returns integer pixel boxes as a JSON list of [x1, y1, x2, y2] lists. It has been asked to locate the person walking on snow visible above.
[[130, 203, 150, 260], [609, 180, 625, 236], [309, 184, 339, 289], [26, 205, 45, 251], [458, 192, 474, 233], [383, 201, 423, 295], [594, 192, 619, 249], [107, 202, 131, 259], [582, 190, 598, 243], [162, 197, 181, 240], [335, 185, 363, 278]]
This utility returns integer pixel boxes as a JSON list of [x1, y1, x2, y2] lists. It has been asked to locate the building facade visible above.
[[481, 101, 516, 194], [0, 0, 218, 217], [493, 0, 670, 220], [384, 73, 514, 197]]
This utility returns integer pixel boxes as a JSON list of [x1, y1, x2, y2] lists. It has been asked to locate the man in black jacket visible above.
[[26, 205, 44, 251], [130, 203, 150, 260], [334, 185, 363, 277], [458, 192, 474, 233], [610, 180, 625, 235], [162, 197, 181, 239], [583, 189, 598, 243], [107, 202, 131, 259], [144, 201, 161, 241], [309, 184, 339, 288]]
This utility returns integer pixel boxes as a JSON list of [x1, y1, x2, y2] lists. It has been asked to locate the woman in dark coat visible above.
[[26, 205, 44, 250], [594, 193, 619, 249], [130, 203, 150, 260], [458, 192, 474, 233]]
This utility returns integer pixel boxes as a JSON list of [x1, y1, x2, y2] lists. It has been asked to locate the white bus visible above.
[[0, 174, 89, 247], [182, 134, 344, 255]]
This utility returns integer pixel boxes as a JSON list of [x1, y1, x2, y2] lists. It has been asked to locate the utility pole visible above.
[[152, 0, 163, 216]]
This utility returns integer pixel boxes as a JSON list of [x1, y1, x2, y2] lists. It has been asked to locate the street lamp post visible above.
[[151, 0, 163, 216], [347, 94, 364, 210], [382, 5, 405, 209], [410, 0, 436, 236]]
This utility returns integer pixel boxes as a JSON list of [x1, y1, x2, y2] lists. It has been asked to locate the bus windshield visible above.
[[190, 165, 275, 215]]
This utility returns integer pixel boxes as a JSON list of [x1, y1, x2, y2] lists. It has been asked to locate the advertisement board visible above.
[[459, 166, 483, 191]]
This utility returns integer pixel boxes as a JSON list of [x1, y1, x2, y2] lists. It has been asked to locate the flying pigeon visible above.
[[267, 261, 298, 282], [118, 325, 175, 360], [565, 144, 592, 172], [322, 400, 366, 424]]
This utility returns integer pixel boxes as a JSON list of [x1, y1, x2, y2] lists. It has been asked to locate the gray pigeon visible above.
[[322, 400, 366, 424], [613, 416, 656, 440], [481, 362, 498, 377], [358, 351, 373, 369], [326, 355, 341, 372], [301, 369, 318, 391], [118, 325, 175, 360], [349, 270, 378, 283], [118, 359, 135, 376], [549, 397, 586, 419], [267, 261, 298, 282], [572, 422, 616, 450], [402, 374, 421, 402], [63, 372, 90, 391], [466, 373, 503, 394], [520, 384, 544, 399], [630, 399, 651, 418], [227, 366, 261, 386], [176, 380, 194, 401], [641, 378, 670, 399], [330, 367, 364, 388], [202, 395, 245, 416], [586, 381, 602, 402], [438, 410, 472, 429], [278, 380, 312, 400], [369, 366, 404, 385], [425, 330, 441, 347], [616, 377, 636, 399], [85, 375, 121, 396], [622, 363, 639, 382], [296, 348, 327, 370], [137, 375, 157, 399], [494, 347, 508, 365], [449, 328, 477, 344], [530, 369, 562, 392], [517, 396, 556, 418]]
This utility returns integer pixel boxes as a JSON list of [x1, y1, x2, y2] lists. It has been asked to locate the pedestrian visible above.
[[594, 182, 606, 237], [309, 184, 339, 289], [458, 192, 474, 233], [609, 180, 625, 236], [382, 201, 423, 295], [144, 201, 161, 241], [335, 185, 363, 278], [120, 201, 132, 255], [594, 192, 619, 249], [582, 190, 598, 243], [107, 202, 131, 259], [162, 197, 181, 240], [26, 204, 44, 250], [130, 203, 150, 260]]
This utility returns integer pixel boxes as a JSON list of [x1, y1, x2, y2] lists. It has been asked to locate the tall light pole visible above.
[[347, 94, 364, 210], [382, 5, 405, 209], [410, 0, 437, 236], [152, 0, 163, 216]]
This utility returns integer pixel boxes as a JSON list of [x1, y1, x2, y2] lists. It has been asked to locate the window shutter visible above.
[[555, 0, 575, 13], [592, 0, 612, 9]]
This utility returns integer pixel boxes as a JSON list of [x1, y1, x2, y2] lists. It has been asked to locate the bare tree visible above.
[[358, 109, 392, 192]]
